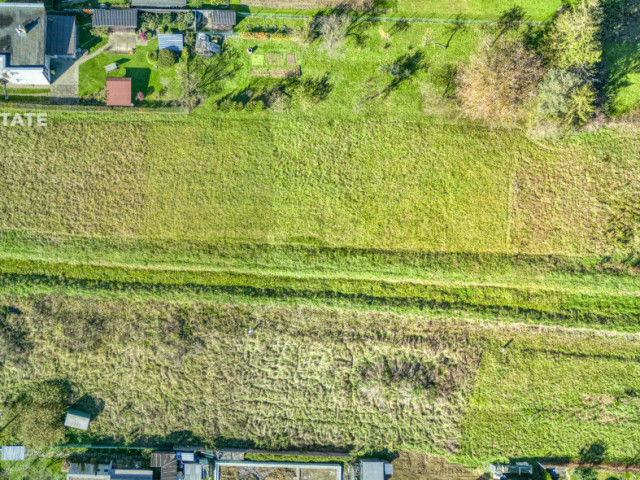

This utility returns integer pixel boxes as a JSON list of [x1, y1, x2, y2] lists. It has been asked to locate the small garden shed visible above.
[[158, 34, 184, 51], [106, 77, 132, 106], [64, 409, 91, 430]]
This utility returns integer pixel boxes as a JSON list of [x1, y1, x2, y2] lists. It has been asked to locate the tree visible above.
[[566, 83, 596, 125], [158, 49, 176, 68], [141, 13, 158, 32], [538, 67, 585, 118], [457, 38, 545, 123], [1, 381, 69, 448], [546, 0, 602, 72], [315, 14, 351, 51]]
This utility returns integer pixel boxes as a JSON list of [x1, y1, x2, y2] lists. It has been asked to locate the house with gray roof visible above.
[[158, 33, 183, 51], [0, 2, 49, 84], [46, 15, 77, 58], [1, 446, 26, 461], [0, 3, 78, 85], [196, 9, 236, 33]]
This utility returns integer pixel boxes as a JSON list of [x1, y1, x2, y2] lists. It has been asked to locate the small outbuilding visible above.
[[151, 452, 178, 480], [46, 15, 77, 58], [196, 9, 236, 33], [360, 459, 385, 480], [1, 445, 26, 461], [64, 409, 91, 430], [106, 77, 132, 106], [92, 9, 138, 32], [158, 34, 184, 52], [131, 0, 186, 7]]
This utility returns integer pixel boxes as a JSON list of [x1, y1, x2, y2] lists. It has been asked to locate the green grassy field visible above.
[[1, 7, 640, 472]]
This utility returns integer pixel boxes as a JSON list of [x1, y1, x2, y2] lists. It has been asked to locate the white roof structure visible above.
[[359, 459, 385, 480], [111, 468, 153, 480], [67, 462, 111, 479], [64, 409, 91, 430], [177, 452, 195, 462], [1, 445, 26, 461], [183, 462, 203, 480]]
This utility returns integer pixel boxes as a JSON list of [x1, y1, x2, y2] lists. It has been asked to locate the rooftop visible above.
[[196, 9, 236, 30], [92, 9, 138, 28], [46, 15, 76, 56], [64, 409, 91, 430], [0, 2, 46, 66], [1, 445, 26, 461], [360, 459, 385, 480], [158, 33, 183, 51], [106, 77, 132, 106], [131, 0, 186, 7]]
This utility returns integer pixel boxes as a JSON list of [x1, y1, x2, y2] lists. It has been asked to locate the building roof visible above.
[[131, 0, 186, 7], [151, 452, 177, 480], [0, 2, 46, 66], [158, 34, 183, 51], [46, 15, 76, 56], [106, 77, 132, 106], [1, 446, 26, 461], [183, 463, 202, 480], [67, 462, 111, 479], [111, 468, 153, 480], [64, 409, 91, 430], [92, 9, 138, 28], [196, 9, 236, 29], [359, 459, 384, 480]]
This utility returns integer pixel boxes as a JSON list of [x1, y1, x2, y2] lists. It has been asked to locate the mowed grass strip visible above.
[[2, 230, 640, 295], [0, 256, 638, 330]]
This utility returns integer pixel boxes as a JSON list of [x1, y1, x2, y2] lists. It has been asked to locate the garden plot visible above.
[[216, 462, 342, 480]]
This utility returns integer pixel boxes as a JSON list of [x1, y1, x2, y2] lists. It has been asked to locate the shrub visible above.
[[158, 49, 176, 68], [314, 14, 351, 51], [1, 381, 69, 448], [538, 68, 584, 119], [91, 26, 108, 37], [457, 38, 545, 124]]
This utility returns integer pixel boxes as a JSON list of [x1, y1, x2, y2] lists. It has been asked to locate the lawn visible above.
[[79, 38, 183, 102], [395, 0, 562, 20]]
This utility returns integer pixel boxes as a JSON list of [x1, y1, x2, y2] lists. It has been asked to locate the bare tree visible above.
[[316, 14, 351, 51], [457, 38, 545, 124]]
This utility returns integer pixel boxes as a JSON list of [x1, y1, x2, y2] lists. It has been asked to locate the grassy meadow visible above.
[[1, 4, 640, 471], [2, 295, 640, 466]]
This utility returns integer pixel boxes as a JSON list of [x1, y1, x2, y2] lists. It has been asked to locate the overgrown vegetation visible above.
[[1, 295, 640, 466]]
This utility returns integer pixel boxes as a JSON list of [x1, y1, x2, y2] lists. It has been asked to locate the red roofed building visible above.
[[106, 77, 132, 106]]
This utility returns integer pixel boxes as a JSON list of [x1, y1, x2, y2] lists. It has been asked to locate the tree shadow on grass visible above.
[[125, 67, 153, 97], [600, 0, 640, 112]]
